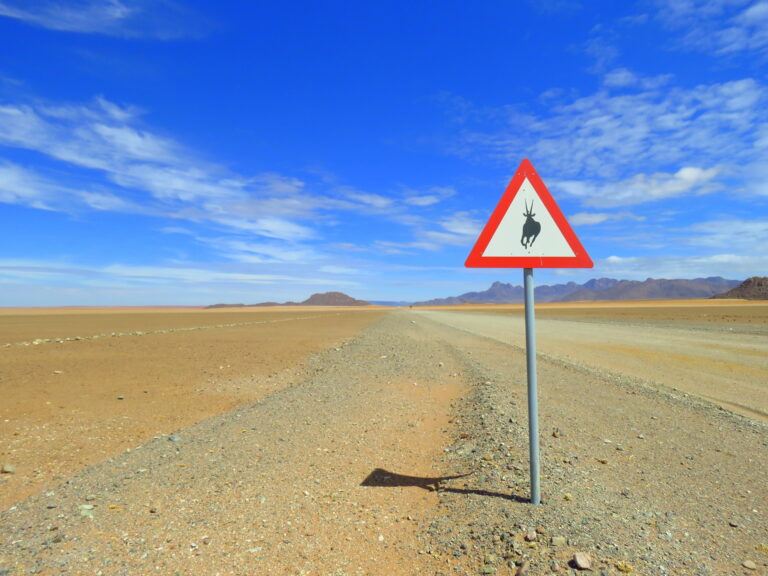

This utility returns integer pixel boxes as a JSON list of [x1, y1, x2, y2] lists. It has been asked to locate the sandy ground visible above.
[[0, 308, 386, 509], [1, 302, 766, 575]]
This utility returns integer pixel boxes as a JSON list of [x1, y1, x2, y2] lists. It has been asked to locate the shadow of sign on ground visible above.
[[361, 468, 529, 503]]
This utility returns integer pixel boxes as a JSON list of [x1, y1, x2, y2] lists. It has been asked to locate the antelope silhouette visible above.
[[521, 199, 541, 248]]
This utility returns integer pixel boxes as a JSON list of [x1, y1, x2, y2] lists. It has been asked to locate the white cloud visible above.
[[0, 159, 146, 213], [0, 256, 366, 305], [342, 189, 394, 210], [438, 211, 482, 237], [201, 238, 315, 263], [403, 186, 456, 206], [592, 215, 768, 280], [686, 217, 768, 249], [603, 68, 673, 90], [211, 217, 316, 241], [0, 97, 328, 243], [0, 0, 206, 39], [0, 94, 486, 268], [569, 211, 644, 226], [657, 0, 768, 56], [160, 226, 194, 235], [77, 190, 139, 212], [555, 166, 721, 207], [0, 0, 132, 33], [455, 77, 766, 210], [400, 211, 484, 251], [319, 265, 359, 275], [597, 252, 766, 280], [0, 161, 56, 209], [101, 263, 355, 286]]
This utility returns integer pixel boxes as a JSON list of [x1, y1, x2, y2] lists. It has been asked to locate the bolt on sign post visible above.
[[465, 159, 593, 504]]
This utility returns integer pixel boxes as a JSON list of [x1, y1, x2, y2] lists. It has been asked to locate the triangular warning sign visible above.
[[465, 159, 593, 268]]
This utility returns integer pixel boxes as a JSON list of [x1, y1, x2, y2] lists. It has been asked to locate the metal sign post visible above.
[[523, 267, 540, 504], [465, 159, 592, 505]]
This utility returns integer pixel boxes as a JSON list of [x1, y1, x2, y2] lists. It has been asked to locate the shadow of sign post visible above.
[[361, 468, 529, 503]]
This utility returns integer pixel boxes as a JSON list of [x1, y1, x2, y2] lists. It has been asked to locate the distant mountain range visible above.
[[207, 291, 369, 309], [412, 277, 742, 305], [206, 276, 761, 309]]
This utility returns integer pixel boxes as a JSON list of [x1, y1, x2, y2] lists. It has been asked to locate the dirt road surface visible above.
[[418, 303, 768, 421], [1, 305, 766, 575]]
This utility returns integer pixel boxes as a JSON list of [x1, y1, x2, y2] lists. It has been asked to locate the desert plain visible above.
[[0, 300, 766, 575]]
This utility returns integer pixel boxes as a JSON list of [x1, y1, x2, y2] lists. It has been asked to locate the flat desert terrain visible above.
[[1, 301, 766, 575]]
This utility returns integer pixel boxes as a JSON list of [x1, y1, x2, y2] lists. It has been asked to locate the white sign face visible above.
[[482, 178, 576, 259]]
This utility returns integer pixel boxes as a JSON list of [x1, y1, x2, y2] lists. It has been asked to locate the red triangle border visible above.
[[465, 159, 593, 269]]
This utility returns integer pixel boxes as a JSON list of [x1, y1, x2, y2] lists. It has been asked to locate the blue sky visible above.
[[1, 1, 766, 306]]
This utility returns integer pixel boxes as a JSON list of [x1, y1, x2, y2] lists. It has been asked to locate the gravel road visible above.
[[1, 310, 766, 576]]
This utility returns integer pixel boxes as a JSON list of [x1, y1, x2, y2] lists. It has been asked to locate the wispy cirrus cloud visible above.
[[0, 97, 328, 247], [0, 94, 472, 262], [0, 159, 144, 213], [0, 258, 358, 287], [0, 0, 207, 39], [656, 0, 768, 56], [461, 78, 766, 181]]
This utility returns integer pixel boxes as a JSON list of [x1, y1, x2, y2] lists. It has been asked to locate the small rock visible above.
[[572, 553, 592, 570], [615, 561, 634, 573], [85, 494, 96, 501], [1, 463, 15, 474], [742, 560, 757, 571], [515, 560, 530, 576], [116, 395, 124, 400], [564, 493, 573, 501], [728, 520, 739, 528], [525, 530, 537, 542], [551, 536, 567, 547], [168, 435, 182, 442], [552, 428, 562, 438]]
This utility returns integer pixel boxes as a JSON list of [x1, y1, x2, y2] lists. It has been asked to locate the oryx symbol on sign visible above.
[[521, 199, 541, 249]]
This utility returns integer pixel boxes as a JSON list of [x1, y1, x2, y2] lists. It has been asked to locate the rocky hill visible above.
[[301, 292, 369, 306], [711, 276, 768, 300], [206, 292, 369, 308]]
